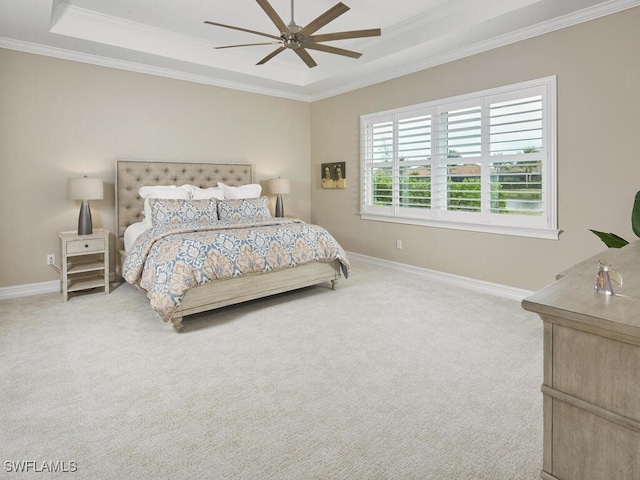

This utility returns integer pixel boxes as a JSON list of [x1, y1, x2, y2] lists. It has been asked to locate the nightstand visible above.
[[57, 229, 110, 301]]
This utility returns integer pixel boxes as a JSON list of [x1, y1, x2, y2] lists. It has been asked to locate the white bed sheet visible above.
[[124, 221, 150, 253]]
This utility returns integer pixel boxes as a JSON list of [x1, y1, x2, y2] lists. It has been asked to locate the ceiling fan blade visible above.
[[299, 2, 350, 36], [311, 29, 381, 43], [204, 21, 281, 40], [306, 43, 362, 59], [255, 0, 289, 34], [257, 46, 286, 65], [215, 42, 281, 50], [295, 48, 318, 68]]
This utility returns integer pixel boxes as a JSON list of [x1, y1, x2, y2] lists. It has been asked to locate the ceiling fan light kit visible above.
[[204, 0, 381, 68]]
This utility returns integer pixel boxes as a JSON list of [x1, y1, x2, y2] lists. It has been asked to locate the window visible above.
[[360, 76, 558, 239]]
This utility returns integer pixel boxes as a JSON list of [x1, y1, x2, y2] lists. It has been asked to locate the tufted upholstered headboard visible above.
[[115, 159, 253, 252]]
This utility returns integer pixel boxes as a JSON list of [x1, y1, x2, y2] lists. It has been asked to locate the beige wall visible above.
[[0, 49, 310, 288], [310, 7, 640, 291], [2, 7, 639, 292]]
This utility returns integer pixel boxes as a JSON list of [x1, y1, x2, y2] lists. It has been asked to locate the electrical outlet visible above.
[[396, 240, 403, 250], [46, 254, 55, 265]]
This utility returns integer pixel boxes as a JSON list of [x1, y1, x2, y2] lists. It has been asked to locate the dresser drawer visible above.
[[67, 238, 105, 254]]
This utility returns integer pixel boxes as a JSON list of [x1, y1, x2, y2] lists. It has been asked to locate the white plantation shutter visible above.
[[435, 104, 483, 215], [361, 76, 557, 239], [398, 113, 431, 211], [362, 116, 394, 212], [488, 94, 544, 217]]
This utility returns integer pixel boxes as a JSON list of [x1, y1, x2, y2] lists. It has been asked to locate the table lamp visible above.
[[269, 178, 290, 218], [67, 176, 103, 235]]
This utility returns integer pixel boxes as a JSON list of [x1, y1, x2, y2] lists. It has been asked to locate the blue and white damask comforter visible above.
[[123, 218, 350, 321]]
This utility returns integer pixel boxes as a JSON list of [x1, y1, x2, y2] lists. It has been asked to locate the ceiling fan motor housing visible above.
[[283, 31, 313, 50]]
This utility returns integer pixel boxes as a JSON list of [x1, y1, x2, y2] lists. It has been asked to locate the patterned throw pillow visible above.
[[149, 198, 218, 226], [217, 197, 272, 222], [138, 185, 192, 228]]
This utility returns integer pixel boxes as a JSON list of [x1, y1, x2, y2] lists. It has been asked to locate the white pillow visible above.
[[138, 185, 191, 198], [138, 185, 191, 227], [217, 182, 262, 199], [190, 186, 225, 200]]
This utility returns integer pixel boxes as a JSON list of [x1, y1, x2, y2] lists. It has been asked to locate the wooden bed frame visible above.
[[115, 159, 341, 331]]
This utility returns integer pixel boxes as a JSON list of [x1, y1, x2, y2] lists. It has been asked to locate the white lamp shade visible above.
[[67, 177, 103, 201], [269, 178, 290, 195]]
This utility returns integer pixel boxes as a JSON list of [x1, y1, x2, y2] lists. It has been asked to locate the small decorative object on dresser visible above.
[[56, 228, 110, 301]]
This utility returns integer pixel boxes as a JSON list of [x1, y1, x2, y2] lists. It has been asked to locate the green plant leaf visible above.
[[589, 229, 629, 248], [632, 191, 640, 238]]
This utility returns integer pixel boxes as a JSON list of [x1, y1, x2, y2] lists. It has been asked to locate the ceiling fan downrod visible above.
[[287, 0, 301, 33], [282, 0, 308, 49]]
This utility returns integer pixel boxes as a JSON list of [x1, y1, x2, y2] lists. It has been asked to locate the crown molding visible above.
[[307, 0, 640, 101], [50, 3, 310, 86], [0, 36, 310, 102]]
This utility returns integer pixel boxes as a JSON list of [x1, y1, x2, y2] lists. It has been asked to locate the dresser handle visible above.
[[84, 244, 89, 248]]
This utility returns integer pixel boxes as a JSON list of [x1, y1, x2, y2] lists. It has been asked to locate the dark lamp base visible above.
[[275, 195, 284, 218], [78, 201, 93, 235]]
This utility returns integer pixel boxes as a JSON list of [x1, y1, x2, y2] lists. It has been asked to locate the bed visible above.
[[115, 159, 349, 331]]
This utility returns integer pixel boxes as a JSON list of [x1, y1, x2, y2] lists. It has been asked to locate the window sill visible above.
[[360, 212, 560, 240]]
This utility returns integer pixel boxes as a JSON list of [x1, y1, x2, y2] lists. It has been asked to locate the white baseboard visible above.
[[0, 273, 118, 301], [0, 280, 60, 300], [0, 258, 532, 302], [347, 252, 533, 301]]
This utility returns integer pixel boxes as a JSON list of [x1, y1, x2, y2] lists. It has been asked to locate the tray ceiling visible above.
[[1, 0, 639, 101]]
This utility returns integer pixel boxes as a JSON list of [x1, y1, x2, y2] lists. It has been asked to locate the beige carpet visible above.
[[0, 258, 543, 479]]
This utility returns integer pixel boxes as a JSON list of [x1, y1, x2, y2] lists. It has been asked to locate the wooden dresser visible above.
[[522, 242, 640, 480]]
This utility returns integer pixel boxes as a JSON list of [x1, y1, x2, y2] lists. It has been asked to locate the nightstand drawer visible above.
[[67, 238, 105, 254]]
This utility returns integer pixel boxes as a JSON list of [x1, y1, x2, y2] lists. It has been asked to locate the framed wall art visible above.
[[320, 162, 346, 189]]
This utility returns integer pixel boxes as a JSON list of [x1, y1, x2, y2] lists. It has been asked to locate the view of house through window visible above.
[[360, 76, 557, 239]]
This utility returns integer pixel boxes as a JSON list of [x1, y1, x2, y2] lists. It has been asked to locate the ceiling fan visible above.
[[204, 0, 381, 68]]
